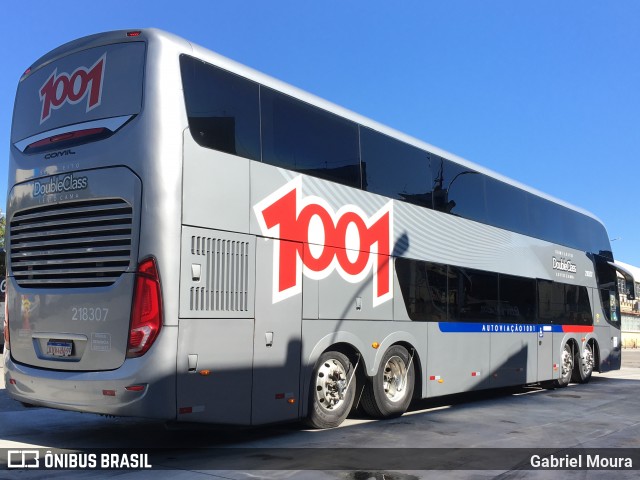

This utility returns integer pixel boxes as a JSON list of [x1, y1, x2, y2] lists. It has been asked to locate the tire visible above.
[[305, 351, 356, 429], [555, 343, 574, 388], [571, 342, 594, 384], [361, 345, 415, 419]]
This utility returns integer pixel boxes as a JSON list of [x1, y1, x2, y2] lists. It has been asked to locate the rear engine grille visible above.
[[10, 198, 133, 288]]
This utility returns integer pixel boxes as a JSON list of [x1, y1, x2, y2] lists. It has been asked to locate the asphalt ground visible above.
[[1, 348, 640, 479]]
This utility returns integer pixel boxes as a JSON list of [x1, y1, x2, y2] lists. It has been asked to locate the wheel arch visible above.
[[588, 337, 601, 373], [390, 339, 423, 401], [368, 331, 423, 400], [301, 333, 370, 418], [564, 337, 580, 357]]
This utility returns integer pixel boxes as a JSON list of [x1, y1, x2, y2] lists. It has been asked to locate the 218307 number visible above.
[[71, 307, 109, 322]]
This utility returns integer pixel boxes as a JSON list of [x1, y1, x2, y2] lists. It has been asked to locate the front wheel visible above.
[[571, 342, 594, 384], [305, 351, 356, 429], [361, 345, 415, 419]]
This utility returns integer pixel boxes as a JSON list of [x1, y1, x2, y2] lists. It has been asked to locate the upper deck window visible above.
[[361, 127, 432, 207], [485, 178, 530, 236], [180, 56, 261, 161], [260, 88, 361, 189], [178, 55, 610, 257], [432, 158, 487, 223]]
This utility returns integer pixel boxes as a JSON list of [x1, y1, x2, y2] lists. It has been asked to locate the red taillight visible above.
[[127, 31, 142, 37], [25, 127, 108, 153], [127, 258, 162, 358], [3, 286, 9, 350]]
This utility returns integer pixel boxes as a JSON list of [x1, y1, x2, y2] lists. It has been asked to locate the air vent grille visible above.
[[10, 198, 133, 288], [190, 236, 250, 312]]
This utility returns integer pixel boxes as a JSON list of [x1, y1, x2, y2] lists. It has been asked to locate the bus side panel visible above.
[[490, 332, 537, 387], [317, 255, 393, 321], [182, 132, 251, 234], [252, 238, 302, 425], [427, 324, 491, 397], [176, 226, 257, 424], [176, 318, 254, 424]]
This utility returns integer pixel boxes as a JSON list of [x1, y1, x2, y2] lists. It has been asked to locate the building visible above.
[[617, 261, 640, 348]]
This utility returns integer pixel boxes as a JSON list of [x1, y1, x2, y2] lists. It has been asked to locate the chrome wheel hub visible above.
[[315, 358, 347, 411], [383, 356, 407, 403]]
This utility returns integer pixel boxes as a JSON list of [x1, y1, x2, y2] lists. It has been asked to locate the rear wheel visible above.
[[555, 343, 574, 388], [361, 345, 415, 419], [571, 342, 594, 384], [305, 351, 355, 429]]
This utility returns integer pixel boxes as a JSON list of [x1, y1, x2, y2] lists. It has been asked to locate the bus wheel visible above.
[[555, 343, 574, 388], [306, 351, 355, 429], [361, 345, 415, 419], [571, 342, 594, 384]]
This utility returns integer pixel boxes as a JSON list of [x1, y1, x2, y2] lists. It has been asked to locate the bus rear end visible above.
[[3, 30, 183, 419]]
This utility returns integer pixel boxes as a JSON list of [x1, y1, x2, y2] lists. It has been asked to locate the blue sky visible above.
[[1, 1, 639, 265]]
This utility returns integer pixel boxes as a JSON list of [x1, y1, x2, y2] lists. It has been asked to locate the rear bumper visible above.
[[3, 328, 176, 419]]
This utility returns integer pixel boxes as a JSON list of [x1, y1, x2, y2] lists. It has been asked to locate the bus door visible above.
[[594, 288, 621, 371], [537, 324, 554, 382], [594, 257, 623, 372], [537, 279, 560, 382]]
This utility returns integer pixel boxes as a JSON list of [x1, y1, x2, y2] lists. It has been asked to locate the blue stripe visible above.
[[437, 322, 558, 333]]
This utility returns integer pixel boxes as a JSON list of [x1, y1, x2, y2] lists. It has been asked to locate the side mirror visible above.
[[626, 279, 636, 300]]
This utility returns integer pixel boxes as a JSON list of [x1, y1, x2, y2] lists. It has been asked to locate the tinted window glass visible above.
[[395, 259, 447, 321], [431, 158, 487, 222], [528, 196, 565, 246], [595, 255, 620, 323], [485, 178, 530, 235], [180, 55, 260, 161], [449, 267, 498, 322], [565, 285, 593, 325], [590, 219, 613, 259], [261, 88, 360, 188], [538, 280, 564, 324], [361, 128, 432, 207], [500, 274, 537, 323]]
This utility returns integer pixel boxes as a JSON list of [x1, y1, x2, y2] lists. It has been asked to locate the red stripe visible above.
[[562, 325, 594, 333]]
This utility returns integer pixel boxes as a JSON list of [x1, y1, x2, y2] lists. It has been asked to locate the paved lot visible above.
[[2, 349, 640, 479]]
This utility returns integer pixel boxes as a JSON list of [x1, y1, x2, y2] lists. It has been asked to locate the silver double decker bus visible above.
[[3, 29, 626, 428]]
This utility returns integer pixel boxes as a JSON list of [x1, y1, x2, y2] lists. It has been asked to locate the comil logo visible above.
[[254, 176, 393, 306], [39, 54, 106, 123]]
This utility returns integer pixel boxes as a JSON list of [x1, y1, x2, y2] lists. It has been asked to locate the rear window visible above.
[[11, 42, 145, 144]]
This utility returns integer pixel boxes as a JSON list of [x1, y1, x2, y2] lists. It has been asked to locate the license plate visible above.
[[47, 340, 73, 357]]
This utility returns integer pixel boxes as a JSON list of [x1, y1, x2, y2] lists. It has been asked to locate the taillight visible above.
[[24, 127, 110, 154], [3, 286, 9, 350], [127, 258, 162, 358]]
